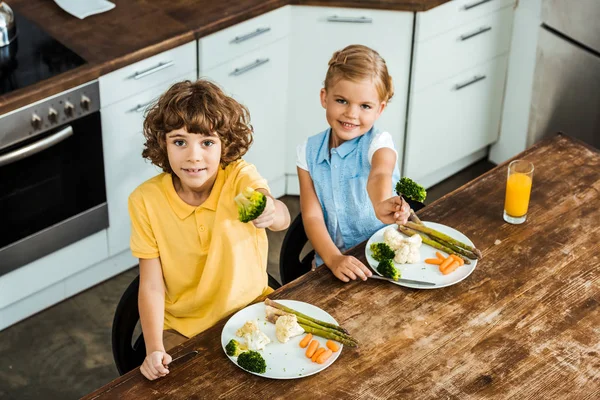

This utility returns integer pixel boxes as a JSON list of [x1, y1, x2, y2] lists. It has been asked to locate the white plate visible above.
[[221, 300, 343, 379], [365, 222, 478, 289]]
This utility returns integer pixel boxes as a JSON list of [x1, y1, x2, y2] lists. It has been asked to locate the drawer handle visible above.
[[454, 75, 486, 91], [130, 61, 175, 80], [230, 58, 270, 76], [326, 16, 373, 24], [463, 0, 494, 11], [230, 27, 271, 44], [127, 100, 155, 113], [460, 26, 492, 41]]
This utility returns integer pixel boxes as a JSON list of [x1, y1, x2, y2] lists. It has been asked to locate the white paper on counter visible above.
[[53, 0, 115, 20]]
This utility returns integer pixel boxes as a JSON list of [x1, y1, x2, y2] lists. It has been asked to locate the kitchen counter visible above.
[[0, 0, 450, 115]]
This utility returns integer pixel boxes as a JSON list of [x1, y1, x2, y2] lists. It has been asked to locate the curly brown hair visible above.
[[142, 80, 253, 173]]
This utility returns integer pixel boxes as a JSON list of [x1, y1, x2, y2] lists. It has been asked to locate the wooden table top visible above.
[[84, 134, 600, 399]]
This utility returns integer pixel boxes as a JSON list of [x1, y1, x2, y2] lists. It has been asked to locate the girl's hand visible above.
[[328, 255, 373, 282], [375, 195, 410, 225], [140, 350, 171, 380], [252, 195, 276, 229]]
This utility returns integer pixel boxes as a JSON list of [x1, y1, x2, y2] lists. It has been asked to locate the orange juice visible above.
[[504, 172, 532, 217]]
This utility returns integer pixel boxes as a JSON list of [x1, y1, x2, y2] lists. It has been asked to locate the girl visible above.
[[129, 80, 291, 380], [297, 44, 410, 283]]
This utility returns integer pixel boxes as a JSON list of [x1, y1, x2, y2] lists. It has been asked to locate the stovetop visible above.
[[0, 11, 86, 97]]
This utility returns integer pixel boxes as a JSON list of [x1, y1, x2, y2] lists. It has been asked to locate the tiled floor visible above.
[[0, 159, 494, 399]]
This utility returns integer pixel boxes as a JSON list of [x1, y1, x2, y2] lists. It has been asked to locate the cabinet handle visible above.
[[454, 75, 486, 91], [0, 126, 73, 167], [230, 58, 270, 76], [326, 15, 373, 23], [130, 61, 175, 80], [463, 0, 494, 11], [230, 27, 271, 44], [127, 100, 155, 113], [459, 26, 492, 41]]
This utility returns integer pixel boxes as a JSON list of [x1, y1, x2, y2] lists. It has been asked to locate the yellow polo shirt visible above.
[[128, 160, 271, 338]]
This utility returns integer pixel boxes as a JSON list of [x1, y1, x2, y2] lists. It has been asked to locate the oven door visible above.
[[0, 111, 108, 275]]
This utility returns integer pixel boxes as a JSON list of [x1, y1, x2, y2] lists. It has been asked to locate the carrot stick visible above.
[[305, 340, 319, 358], [425, 258, 443, 265], [451, 254, 464, 266], [436, 251, 446, 260], [299, 333, 313, 348], [442, 260, 460, 275], [316, 349, 333, 364], [326, 340, 340, 352], [311, 347, 326, 362], [439, 256, 453, 272]]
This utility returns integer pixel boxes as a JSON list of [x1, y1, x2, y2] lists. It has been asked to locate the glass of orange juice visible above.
[[503, 160, 534, 224]]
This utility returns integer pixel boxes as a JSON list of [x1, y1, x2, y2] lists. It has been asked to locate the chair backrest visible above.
[[112, 275, 145, 375]]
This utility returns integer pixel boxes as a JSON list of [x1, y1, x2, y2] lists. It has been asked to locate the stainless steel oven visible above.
[[0, 81, 108, 275]]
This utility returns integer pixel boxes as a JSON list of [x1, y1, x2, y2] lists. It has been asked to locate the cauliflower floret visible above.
[[406, 249, 421, 264], [275, 314, 305, 343], [236, 319, 270, 351], [388, 232, 422, 264], [236, 320, 259, 337], [383, 227, 404, 250]]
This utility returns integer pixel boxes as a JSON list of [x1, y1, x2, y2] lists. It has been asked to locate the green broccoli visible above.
[[377, 259, 400, 281], [225, 339, 246, 357], [395, 177, 427, 203], [235, 187, 267, 223], [237, 350, 267, 374], [370, 242, 395, 262]]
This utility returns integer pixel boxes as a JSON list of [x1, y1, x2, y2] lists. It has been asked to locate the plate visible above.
[[221, 300, 342, 379], [365, 222, 478, 289]]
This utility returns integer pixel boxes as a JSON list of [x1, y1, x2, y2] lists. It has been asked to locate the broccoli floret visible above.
[[225, 339, 246, 357], [395, 177, 427, 203], [237, 350, 267, 374], [370, 242, 395, 262], [235, 187, 267, 223], [377, 259, 400, 281]]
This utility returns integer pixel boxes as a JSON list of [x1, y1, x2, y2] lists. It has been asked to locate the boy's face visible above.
[[320, 78, 386, 148], [165, 128, 222, 192]]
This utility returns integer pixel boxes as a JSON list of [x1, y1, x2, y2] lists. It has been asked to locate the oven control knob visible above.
[[80, 95, 91, 111], [48, 108, 59, 124], [64, 101, 75, 117], [31, 114, 42, 130]]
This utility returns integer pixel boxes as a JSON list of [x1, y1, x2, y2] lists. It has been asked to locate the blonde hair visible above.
[[324, 44, 394, 103]]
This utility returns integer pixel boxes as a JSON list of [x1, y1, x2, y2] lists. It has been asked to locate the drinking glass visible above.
[[503, 160, 534, 224]]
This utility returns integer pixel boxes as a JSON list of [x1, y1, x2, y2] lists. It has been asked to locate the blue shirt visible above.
[[306, 126, 400, 265]]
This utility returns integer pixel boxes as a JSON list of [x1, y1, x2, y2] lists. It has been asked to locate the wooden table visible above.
[[84, 135, 600, 399]]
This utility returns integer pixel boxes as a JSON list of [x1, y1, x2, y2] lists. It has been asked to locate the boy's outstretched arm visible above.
[[253, 189, 290, 231], [138, 257, 171, 380], [367, 148, 409, 225], [298, 168, 372, 282]]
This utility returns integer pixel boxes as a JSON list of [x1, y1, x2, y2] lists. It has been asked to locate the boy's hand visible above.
[[140, 350, 171, 380], [374, 195, 410, 225], [252, 195, 275, 229], [328, 255, 373, 282]]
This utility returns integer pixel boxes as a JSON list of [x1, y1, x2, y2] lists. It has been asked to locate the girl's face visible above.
[[320, 78, 386, 148], [165, 128, 222, 196]]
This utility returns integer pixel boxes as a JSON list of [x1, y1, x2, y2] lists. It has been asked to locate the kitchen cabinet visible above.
[[285, 7, 413, 193], [100, 41, 197, 256]]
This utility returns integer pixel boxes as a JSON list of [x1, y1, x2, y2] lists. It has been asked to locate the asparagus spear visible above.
[[299, 324, 358, 347], [409, 209, 423, 225], [431, 236, 479, 260], [264, 298, 349, 335], [398, 226, 471, 265], [405, 221, 482, 259]]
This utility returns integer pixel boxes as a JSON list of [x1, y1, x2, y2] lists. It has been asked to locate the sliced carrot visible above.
[[316, 349, 333, 364], [436, 251, 446, 260], [311, 347, 326, 362], [305, 340, 319, 358], [439, 256, 453, 273], [326, 340, 340, 352], [425, 258, 443, 265], [299, 333, 313, 348], [450, 254, 465, 266], [442, 260, 460, 275]]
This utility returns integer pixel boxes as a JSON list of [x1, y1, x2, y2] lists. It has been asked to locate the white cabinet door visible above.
[[286, 7, 413, 179], [200, 37, 289, 198], [101, 71, 197, 256]]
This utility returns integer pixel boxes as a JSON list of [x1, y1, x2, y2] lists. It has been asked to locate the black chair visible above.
[[112, 272, 281, 375], [278, 200, 426, 286]]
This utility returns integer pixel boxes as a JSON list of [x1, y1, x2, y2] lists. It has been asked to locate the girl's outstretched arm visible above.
[[298, 167, 372, 282], [254, 189, 291, 231], [367, 148, 409, 225]]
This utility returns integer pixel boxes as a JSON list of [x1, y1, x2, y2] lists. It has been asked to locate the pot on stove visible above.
[[0, 1, 17, 69]]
